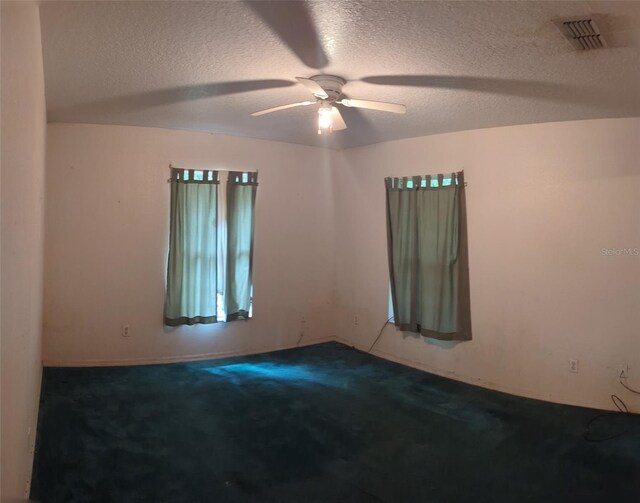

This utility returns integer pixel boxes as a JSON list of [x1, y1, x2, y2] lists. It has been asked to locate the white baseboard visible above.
[[42, 336, 336, 368], [42, 335, 618, 412], [22, 365, 42, 500], [335, 336, 618, 412]]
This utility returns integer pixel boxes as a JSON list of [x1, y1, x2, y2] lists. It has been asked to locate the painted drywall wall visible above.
[[43, 124, 336, 365], [1, 2, 47, 499], [43, 118, 639, 412], [334, 118, 640, 412]]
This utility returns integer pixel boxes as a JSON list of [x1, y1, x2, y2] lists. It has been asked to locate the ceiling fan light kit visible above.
[[317, 102, 333, 134], [252, 74, 406, 135]]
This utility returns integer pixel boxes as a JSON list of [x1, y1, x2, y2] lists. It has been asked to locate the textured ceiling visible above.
[[40, 1, 640, 149]]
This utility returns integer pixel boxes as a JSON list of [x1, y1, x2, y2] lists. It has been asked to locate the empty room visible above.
[[2, 0, 640, 501]]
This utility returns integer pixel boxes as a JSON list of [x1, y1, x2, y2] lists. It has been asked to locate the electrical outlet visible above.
[[618, 364, 629, 379], [569, 359, 579, 373], [121, 324, 131, 337], [354, 316, 359, 326]]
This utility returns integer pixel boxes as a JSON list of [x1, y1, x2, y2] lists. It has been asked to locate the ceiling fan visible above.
[[251, 75, 406, 134]]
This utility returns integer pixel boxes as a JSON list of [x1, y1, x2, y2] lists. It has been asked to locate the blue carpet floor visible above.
[[31, 342, 640, 502]]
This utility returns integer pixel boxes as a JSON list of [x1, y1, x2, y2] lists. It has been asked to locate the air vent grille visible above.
[[560, 19, 606, 50]]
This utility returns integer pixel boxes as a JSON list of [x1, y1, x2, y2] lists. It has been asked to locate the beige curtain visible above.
[[164, 169, 219, 326], [385, 171, 471, 341], [225, 171, 258, 321]]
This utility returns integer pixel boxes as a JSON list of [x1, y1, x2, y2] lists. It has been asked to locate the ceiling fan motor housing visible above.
[[310, 75, 346, 100]]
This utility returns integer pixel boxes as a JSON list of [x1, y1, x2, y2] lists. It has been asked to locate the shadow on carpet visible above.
[[31, 342, 640, 502]]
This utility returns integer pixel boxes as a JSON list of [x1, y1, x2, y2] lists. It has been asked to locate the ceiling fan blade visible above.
[[251, 101, 315, 116], [246, 1, 328, 70], [339, 98, 406, 114], [296, 77, 328, 99], [331, 106, 347, 131]]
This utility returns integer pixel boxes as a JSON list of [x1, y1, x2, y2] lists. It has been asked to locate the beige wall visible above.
[[42, 118, 639, 413], [43, 124, 336, 365], [334, 118, 640, 411], [1, 2, 47, 499]]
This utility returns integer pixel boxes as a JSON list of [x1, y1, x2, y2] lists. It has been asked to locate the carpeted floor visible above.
[[31, 342, 640, 502]]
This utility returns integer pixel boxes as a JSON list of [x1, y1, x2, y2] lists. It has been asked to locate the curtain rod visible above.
[[168, 164, 259, 173], [385, 171, 468, 187], [167, 164, 259, 183]]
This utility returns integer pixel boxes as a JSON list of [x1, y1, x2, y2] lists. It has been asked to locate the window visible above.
[[385, 171, 471, 341], [164, 168, 258, 326], [387, 174, 458, 321]]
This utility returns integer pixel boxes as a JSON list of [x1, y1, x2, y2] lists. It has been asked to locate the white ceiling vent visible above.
[[558, 18, 607, 51]]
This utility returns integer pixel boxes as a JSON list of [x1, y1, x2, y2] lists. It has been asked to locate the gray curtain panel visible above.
[[164, 169, 219, 326], [385, 171, 471, 341], [225, 171, 258, 321]]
